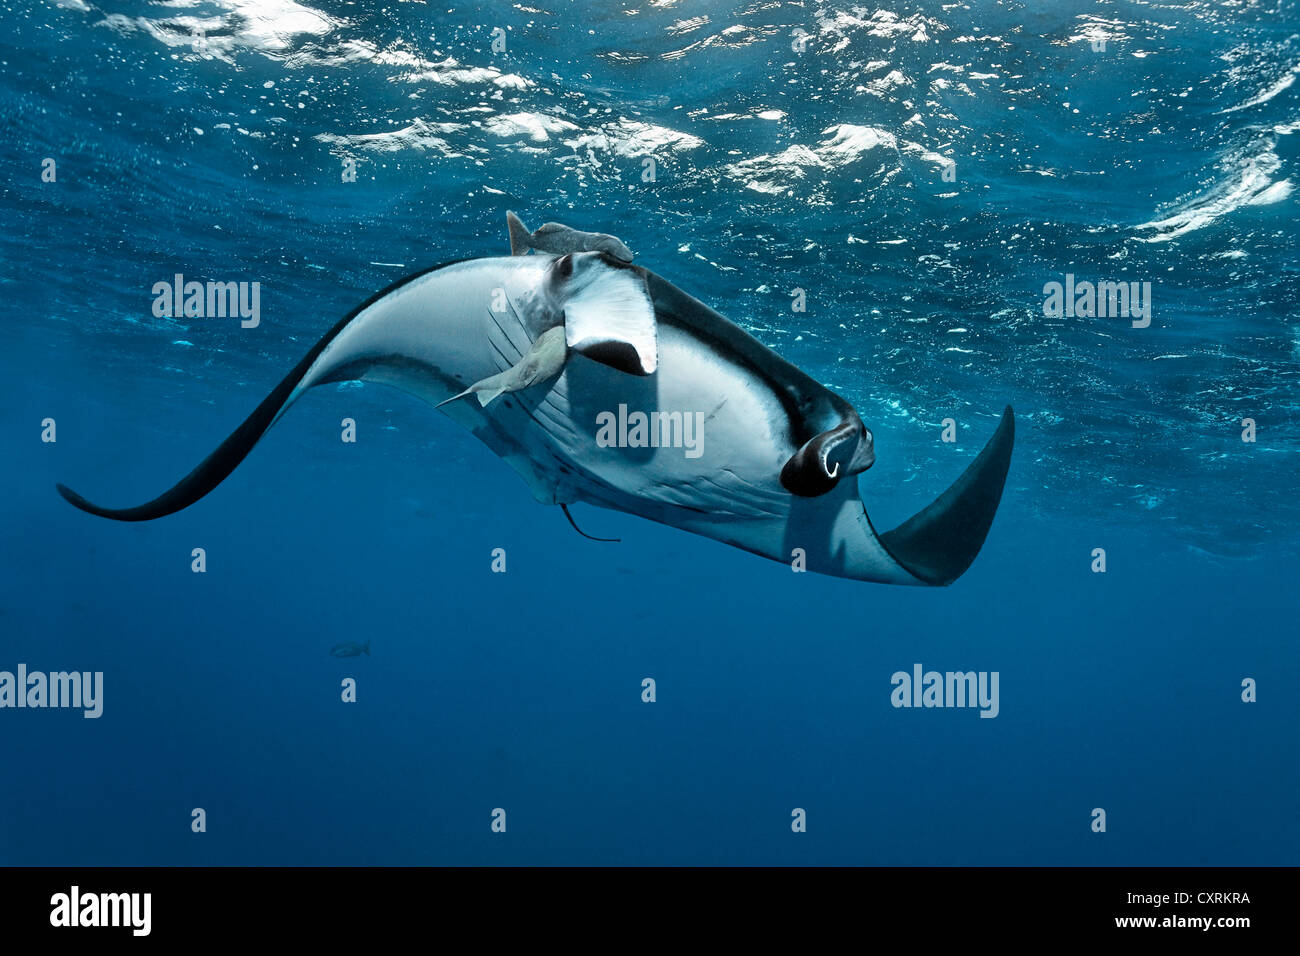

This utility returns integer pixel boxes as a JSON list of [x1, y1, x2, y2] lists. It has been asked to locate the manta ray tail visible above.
[[560, 504, 621, 543]]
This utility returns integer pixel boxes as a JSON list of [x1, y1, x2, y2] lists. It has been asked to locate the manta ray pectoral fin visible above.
[[798, 407, 1013, 585], [877, 405, 1015, 586], [56, 257, 482, 522], [559, 254, 657, 375], [54, 301, 366, 521], [436, 325, 568, 410]]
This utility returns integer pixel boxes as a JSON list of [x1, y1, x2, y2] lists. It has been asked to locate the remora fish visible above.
[[330, 641, 370, 658], [507, 210, 635, 262]]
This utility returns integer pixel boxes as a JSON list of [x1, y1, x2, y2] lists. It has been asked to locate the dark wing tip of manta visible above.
[[58, 258, 475, 523], [57, 483, 144, 521], [879, 405, 1015, 587], [54, 366, 307, 522]]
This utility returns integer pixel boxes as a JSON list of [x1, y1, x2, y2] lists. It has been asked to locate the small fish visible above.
[[330, 640, 370, 658], [506, 210, 634, 262]]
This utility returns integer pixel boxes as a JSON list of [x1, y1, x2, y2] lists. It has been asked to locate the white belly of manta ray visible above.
[[58, 241, 1015, 587]]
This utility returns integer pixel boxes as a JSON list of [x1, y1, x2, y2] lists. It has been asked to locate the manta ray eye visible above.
[[555, 254, 574, 279]]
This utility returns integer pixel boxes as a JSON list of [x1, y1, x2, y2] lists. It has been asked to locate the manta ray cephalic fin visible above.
[[561, 255, 657, 376]]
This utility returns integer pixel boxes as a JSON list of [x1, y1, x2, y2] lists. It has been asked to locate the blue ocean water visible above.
[[1, 0, 1297, 865]]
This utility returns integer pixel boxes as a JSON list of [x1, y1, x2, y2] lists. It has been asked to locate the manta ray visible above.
[[59, 218, 1014, 586]]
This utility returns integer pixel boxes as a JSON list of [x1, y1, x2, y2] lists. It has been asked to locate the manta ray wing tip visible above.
[[56, 483, 89, 509], [56, 483, 115, 519], [876, 405, 1015, 586]]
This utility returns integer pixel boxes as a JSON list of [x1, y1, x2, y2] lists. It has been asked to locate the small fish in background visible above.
[[506, 210, 635, 262], [330, 640, 370, 658]]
